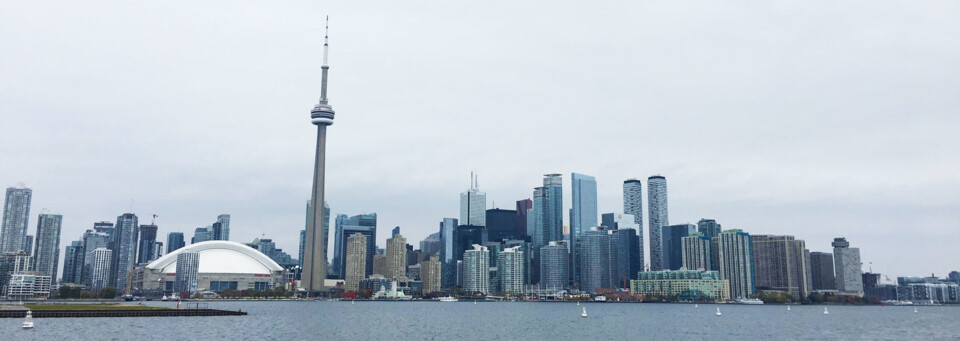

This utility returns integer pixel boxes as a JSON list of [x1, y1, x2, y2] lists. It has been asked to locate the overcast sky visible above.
[[2, 1, 958, 280]]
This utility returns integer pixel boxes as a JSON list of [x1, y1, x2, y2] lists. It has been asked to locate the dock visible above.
[[0, 309, 246, 318]]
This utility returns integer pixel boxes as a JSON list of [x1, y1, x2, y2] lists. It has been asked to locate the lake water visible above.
[[3, 301, 958, 340]]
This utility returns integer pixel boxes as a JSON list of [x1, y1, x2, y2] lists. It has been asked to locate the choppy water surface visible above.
[[2, 301, 958, 340]]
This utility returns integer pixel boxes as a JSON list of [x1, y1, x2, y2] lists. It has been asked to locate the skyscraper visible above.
[[543, 174, 563, 245], [111, 213, 139, 292], [832, 238, 863, 294], [460, 173, 486, 226], [647, 175, 668, 271], [344, 233, 367, 292], [386, 234, 407, 280], [137, 224, 158, 264], [622, 178, 643, 229], [191, 226, 213, 244], [174, 252, 199, 295], [80, 229, 111, 287], [421, 255, 442, 295], [661, 224, 696, 271], [62, 240, 84, 284], [90, 248, 112, 291], [751, 235, 809, 300], [515, 199, 532, 239], [166, 232, 185, 253], [570, 172, 597, 288], [486, 209, 518, 242], [32, 213, 62, 280], [809, 251, 836, 290], [717, 229, 755, 299], [463, 244, 489, 295], [303, 17, 336, 294], [1, 186, 32, 254], [613, 214, 643, 280], [681, 233, 713, 271], [333, 213, 376, 279], [213, 214, 230, 241], [697, 219, 721, 239], [23, 235, 33, 255], [438, 218, 458, 288], [579, 228, 611, 294], [498, 246, 524, 294]]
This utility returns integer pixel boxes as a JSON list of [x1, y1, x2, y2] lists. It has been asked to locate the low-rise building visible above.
[[630, 270, 730, 301], [6, 272, 52, 300]]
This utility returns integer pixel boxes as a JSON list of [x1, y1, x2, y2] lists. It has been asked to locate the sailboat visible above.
[[914, 307, 918, 313], [581, 306, 588, 318], [716, 307, 722, 316], [22, 310, 34, 329], [823, 307, 829, 315], [577, 301, 580, 306], [787, 305, 791, 311], [351, 300, 355, 305], [694, 303, 698, 308]]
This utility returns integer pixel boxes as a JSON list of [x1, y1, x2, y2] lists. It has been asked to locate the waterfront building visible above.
[[32, 213, 62, 279], [538, 241, 568, 291], [661, 224, 696, 271], [112, 213, 139, 291], [137, 224, 158, 264], [486, 209, 518, 242], [832, 238, 863, 294], [167, 232, 185, 253], [463, 244, 489, 295], [751, 235, 809, 300], [647, 175, 668, 271], [421, 255, 441, 295], [6, 273, 52, 300], [438, 218, 458, 288], [809, 252, 835, 291], [697, 219, 721, 239], [717, 229, 755, 299], [0, 251, 31, 292], [174, 252, 199, 295], [141, 241, 283, 294], [62, 240, 84, 284], [681, 233, 713, 271], [333, 213, 376, 279], [80, 229, 111, 287], [580, 228, 613, 293], [344, 233, 367, 292], [570, 173, 597, 287], [613, 214, 643, 280], [0, 186, 32, 254], [460, 174, 486, 227], [515, 199, 532, 238], [498, 246, 524, 294], [629, 270, 730, 300], [90, 247, 112, 291], [622, 179, 643, 233], [386, 234, 407, 280]]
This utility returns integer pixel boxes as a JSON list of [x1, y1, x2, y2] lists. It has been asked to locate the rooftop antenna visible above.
[[151, 214, 158, 225], [319, 15, 330, 103]]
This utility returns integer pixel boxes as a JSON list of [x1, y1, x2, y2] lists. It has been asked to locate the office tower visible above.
[[454, 225, 485, 263], [212, 214, 230, 241], [24, 235, 33, 255], [90, 248, 112, 291], [681, 234, 713, 271], [463, 244, 489, 294], [601, 213, 615, 230], [647, 175, 668, 270], [697, 219, 721, 239], [93, 221, 114, 237], [717, 229, 755, 299], [386, 234, 407, 279], [661, 224, 696, 271], [32, 213, 62, 279], [486, 209, 518, 242], [420, 233, 441, 258], [302, 18, 337, 295], [63, 240, 84, 284], [614, 214, 643, 280], [622, 179, 643, 228], [137, 224, 158, 264], [333, 213, 376, 279], [438, 218, 459, 288], [515, 199, 532, 238], [111, 213, 139, 291], [298, 229, 306, 268], [751, 235, 809, 299], [421, 255, 442, 295], [80, 229, 111, 286], [391, 226, 400, 238], [174, 252, 199, 295], [498, 246, 524, 294], [1, 186, 32, 253], [460, 174, 486, 226], [344, 233, 367, 291], [832, 238, 864, 294], [166, 232, 185, 253], [579, 228, 612, 293], [570, 172, 597, 287], [808, 252, 836, 290], [543, 174, 563, 245], [191, 226, 213, 244], [303, 201, 331, 270]]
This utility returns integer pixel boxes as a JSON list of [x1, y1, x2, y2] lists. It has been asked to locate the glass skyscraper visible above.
[[333, 213, 376, 279], [622, 178, 643, 229], [62, 240, 84, 284], [697, 218, 721, 239], [661, 224, 696, 271], [137, 224, 158, 264], [717, 229, 755, 299], [1, 186, 32, 254], [111, 213, 139, 291], [647, 175, 668, 271], [32, 213, 62, 280], [166, 232, 185, 253], [570, 173, 597, 288], [460, 175, 486, 227], [438, 217, 459, 288]]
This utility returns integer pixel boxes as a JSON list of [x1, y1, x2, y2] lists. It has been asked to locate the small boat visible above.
[[694, 303, 698, 308], [577, 301, 580, 306], [22, 310, 34, 329], [787, 305, 791, 311], [914, 307, 918, 313], [823, 307, 829, 315], [716, 307, 722, 316], [474, 301, 477, 305], [160, 295, 169, 301], [351, 300, 355, 305], [735, 298, 764, 305], [439, 297, 458, 302], [581, 307, 588, 318]]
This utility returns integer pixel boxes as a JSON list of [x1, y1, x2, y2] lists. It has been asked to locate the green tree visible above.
[[99, 287, 117, 299]]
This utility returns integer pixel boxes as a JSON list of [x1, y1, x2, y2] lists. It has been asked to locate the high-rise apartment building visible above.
[[80, 229, 111, 287], [344, 233, 367, 292], [460, 174, 486, 227], [717, 229, 755, 299], [333, 213, 376, 279], [809, 251, 836, 290], [570, 173, 597, 288], [386, 234, 407, 280], [661, 224, 696, 271], [647, 175, 668, 270], [681, 233, 714, 271], [832, 238, 863, 294], [174, 252, 199, 295], [697, 219, 721, 239], [32, 213, 62, 280], [613, 214, 643, 280], [111, 213, 139, 291], [421, 255, 442, 295], [498, 246, 524, 294], [1, 186, 32, 254], [166, 232, 185, 253], [62, 240, 84, 284], [137, 224, 158, 264], [622, 179, 643, 230], [751, 235, 809, 300], [90, 248, 112, 291], [23, 235, 33, 255], [579, 228, 612, 294], [463, 244, 489, 295]]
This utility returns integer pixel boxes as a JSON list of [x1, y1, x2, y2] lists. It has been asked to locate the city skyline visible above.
[[1, 1, 958, 279]]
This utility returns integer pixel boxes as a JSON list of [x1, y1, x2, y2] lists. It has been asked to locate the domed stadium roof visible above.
[[145, 240, 283, 274]]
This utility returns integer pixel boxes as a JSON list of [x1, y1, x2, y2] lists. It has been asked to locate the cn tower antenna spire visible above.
[[320, 15, 330, 103]]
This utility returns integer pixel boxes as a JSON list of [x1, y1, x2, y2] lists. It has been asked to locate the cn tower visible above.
[[302, 16, 335, 294]]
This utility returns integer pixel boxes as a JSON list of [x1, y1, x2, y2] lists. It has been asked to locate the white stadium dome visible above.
[[146, 240, 283, 275]]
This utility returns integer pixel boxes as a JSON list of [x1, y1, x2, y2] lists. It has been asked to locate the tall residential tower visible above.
[[647, 175, 668, 271]]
